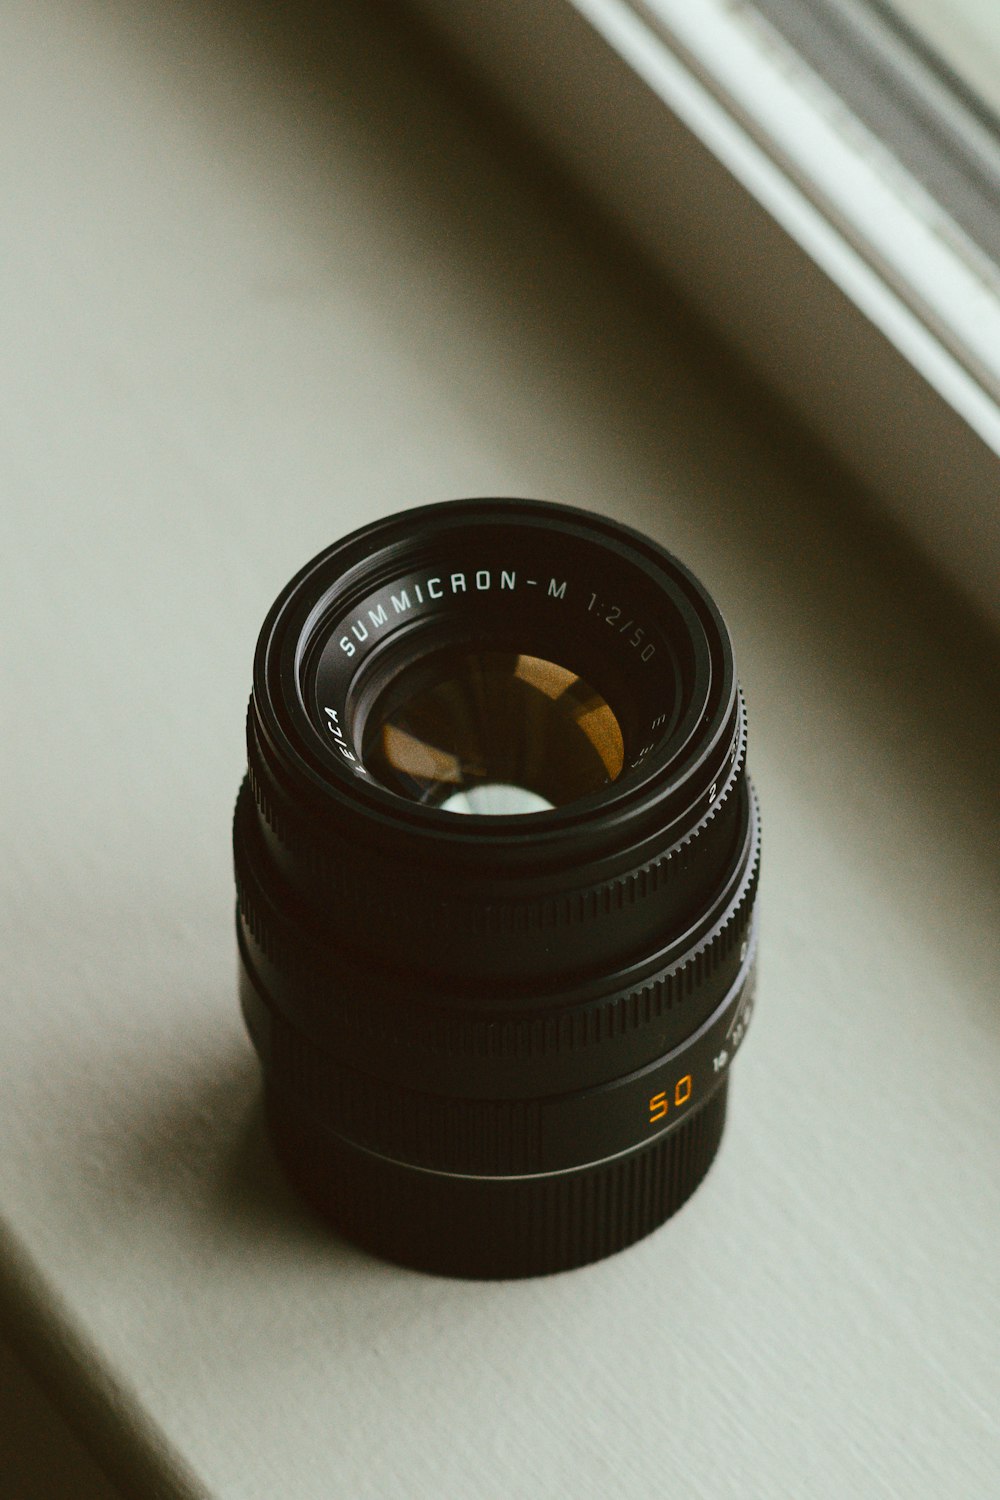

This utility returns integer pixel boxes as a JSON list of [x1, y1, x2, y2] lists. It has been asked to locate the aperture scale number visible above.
[[587, 593, 656, 662]]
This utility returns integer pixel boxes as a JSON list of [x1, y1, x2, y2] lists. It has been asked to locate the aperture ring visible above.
[[234, 781, 759, 1075]]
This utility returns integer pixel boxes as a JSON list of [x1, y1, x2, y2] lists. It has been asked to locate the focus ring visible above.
[[234, 779, 759, 1075], [241, 940, 754, 1174]]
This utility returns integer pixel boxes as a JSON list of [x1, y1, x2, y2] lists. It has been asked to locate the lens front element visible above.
[[361, 646, 625, 813]]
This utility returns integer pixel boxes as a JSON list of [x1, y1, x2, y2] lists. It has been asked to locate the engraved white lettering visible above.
[[324, 706, 356, 761]]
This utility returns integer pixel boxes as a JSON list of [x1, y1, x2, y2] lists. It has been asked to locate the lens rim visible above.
[[252, 498, 738, 859]]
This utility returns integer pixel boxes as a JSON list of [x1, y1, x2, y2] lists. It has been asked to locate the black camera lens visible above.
[[234, 498, 759, 1277]]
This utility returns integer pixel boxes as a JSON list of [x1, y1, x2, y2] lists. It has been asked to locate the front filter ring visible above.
[[235, 497, 759, 1276]]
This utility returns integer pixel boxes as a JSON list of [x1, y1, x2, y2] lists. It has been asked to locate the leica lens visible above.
[[234, 498, 759, 1277]]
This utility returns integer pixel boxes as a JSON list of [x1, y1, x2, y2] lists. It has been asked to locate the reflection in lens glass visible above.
[[362, 649, 625, 813]]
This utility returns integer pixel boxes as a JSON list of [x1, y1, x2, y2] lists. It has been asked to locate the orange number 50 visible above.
[[648, 1075, 693, 1123]]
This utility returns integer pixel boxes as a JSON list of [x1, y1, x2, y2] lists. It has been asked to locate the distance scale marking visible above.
[[531, 916, 758, 1173]]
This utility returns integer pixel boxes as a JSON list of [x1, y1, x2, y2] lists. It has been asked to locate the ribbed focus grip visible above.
[[234, 777, 760, 1095], [240, 929, 755, 1174]]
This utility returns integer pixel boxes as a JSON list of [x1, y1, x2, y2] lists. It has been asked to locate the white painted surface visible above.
[[1, 2, 998, 1496], [889, 0, 1000, 114], [569, 0, 1000, 628]]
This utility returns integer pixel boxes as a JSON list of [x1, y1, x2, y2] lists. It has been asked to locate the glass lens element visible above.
[[361, 648, 625, 813]]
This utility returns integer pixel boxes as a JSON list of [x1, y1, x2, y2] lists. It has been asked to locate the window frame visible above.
[[404, 0, 1000, 630]]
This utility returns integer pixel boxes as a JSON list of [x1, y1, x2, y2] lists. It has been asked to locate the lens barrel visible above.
[[235, 498, 758, 1277]]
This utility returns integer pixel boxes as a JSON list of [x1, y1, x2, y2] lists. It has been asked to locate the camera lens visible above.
[[234, 498, 759, 1277]]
